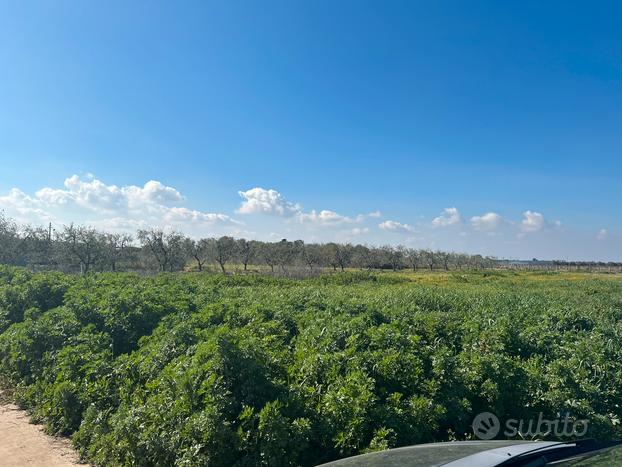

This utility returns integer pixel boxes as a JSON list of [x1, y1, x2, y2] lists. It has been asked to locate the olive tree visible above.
[[188, 238, 211, 271], [0, 213, 22, 265], [259, 242, 279, 273], [102, 233, 133, 271], [274, 239, 299, 272], [137, 229, 188, 272], [21, 224, 56, 269], [301, 242, 324, 270], [422, 250, 435, 271], [404, 248, 421, 271], [209, 236, 236, 273], [236, 238, 255, 271], [381, 245, 403, 271], [58, 224, 106, 273]]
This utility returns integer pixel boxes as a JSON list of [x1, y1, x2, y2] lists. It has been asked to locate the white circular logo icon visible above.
[[472, 412, 500, 440]]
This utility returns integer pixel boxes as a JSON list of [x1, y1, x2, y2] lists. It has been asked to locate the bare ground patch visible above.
[[0, 393, 87, 467]]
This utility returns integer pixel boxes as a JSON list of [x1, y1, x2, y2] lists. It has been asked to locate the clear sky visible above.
[[1, 1, 620, 260]]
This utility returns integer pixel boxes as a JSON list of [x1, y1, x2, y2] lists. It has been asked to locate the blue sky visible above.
[[1, 1, 620, 260]]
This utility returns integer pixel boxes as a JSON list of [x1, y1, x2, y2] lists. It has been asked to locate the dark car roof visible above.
[[316, 441, 564, 467]]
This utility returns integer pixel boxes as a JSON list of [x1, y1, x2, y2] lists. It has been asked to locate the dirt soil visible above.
[[0, 393, 86, 466]]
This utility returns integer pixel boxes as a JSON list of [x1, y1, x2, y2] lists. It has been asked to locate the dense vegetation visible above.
[[1, 266, 622, 465]]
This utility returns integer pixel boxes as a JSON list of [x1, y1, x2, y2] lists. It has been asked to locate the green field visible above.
[[1, 266, 621, 466]]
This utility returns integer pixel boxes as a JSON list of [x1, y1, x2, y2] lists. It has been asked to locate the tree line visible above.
[[0, 212, 501, 274], [1, 212, 619, 274]]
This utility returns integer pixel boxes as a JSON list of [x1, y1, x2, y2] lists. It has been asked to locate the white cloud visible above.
[[2, 178, 377, 242], [87, 216, 148, 232], [432, 207, 462, 227], [299, 209, 357, 225], [379, 220, 415, 234], [0, 175, 237, 236], [470, 212, 502, 231], [0, 188, 52, 222], [520, 210, 546, 232], [162, 207, 240, 226], [125, 180, 185, 209], [597, 228, 608, 240], [237, 188, 301, 216], [35, 175, 184, 213], [238, 187, 373, 231]]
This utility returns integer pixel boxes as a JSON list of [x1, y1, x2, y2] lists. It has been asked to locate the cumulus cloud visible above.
[[162, 207, 239, 226], [379, 220, 415, 234], [0, 188, 52, 222], [0, 175, 237, 235], [520, 210, 546, 232], [237, 187, 374, 231], [3, 178, 377, 242], [299, 209, 357, 225], [518, 210, 562, 234], [432, 207, 462, 227], [350, 227, 370, 236], [237, 188, 301, 216], [35, 175, 184, 213], [470, 212, 502, 231]]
